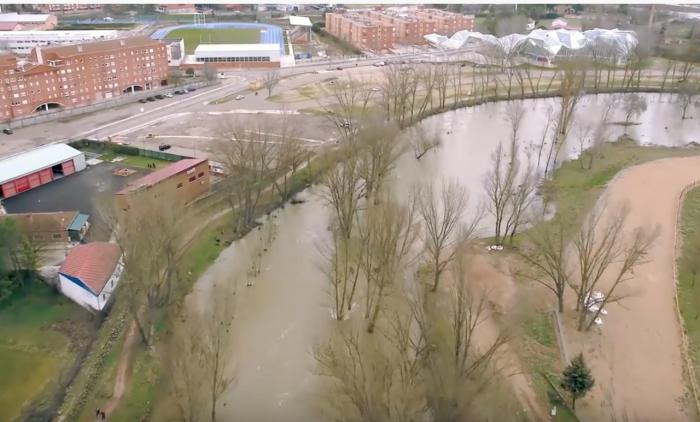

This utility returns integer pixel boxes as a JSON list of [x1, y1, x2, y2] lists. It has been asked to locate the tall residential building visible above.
[[325, 7, 474, 51], [0, 37, 167, 122], [38, 4, 103, 14], [325, 12, 396, 52]]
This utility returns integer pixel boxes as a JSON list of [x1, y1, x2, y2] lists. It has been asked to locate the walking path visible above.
[[568, 156, 700, 422], [103, 322, 137, 418]]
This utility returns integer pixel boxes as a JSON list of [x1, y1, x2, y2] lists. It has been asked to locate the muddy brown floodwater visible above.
[[185, 93, 699, 420]]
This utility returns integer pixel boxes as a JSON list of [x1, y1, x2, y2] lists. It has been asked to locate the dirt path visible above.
[[567, 156, 700, 422], [103, 321, 137, 418], [467, 252, 548, 420]]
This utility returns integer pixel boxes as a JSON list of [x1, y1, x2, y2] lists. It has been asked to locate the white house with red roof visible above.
[[59, 242, 124, 312]]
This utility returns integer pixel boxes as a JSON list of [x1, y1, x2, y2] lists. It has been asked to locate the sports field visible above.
[[166, 28, 261, 53]]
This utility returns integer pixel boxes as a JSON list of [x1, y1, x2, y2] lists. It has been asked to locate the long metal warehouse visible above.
[[0, 143, 86, 199]]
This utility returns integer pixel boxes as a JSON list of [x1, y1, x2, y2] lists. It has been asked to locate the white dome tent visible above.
[[425, 28, 638, 66]]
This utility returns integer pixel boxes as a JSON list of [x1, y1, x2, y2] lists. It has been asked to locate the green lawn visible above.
[[166, 28, 261, 53], [97, 151, 171, 169], [545, 139, 700, 233], [0, 281, 92, 421], [678, 186, 700, 395]]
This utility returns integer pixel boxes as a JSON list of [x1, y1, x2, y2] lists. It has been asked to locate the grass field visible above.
[[98, 151, 170, 169], [0, 281, 92, 421], [166, 28, 261, 53], [678, 185, 700, 395]]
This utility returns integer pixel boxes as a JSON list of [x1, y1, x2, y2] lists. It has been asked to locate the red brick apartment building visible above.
[[325, 8, 474, 51], [0, 37, 167, 122], [325, 11, 395, 52], [39, 4, 103, 14]]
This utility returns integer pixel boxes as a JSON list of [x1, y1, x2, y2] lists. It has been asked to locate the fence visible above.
[[4, 79, 219, 130], [69, 138, 187, 161]]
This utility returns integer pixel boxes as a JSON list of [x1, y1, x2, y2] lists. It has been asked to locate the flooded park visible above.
[[185, 92, 700, 420]]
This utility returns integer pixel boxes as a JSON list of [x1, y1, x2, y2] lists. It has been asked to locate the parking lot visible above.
[[2, 162, 149, 241]]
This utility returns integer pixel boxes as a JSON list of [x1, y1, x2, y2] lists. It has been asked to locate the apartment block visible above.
[[0, 37, 167, 122], [38, 4, 103, 14], [325, 8, 474, 51], [325, 12, 395, 52]]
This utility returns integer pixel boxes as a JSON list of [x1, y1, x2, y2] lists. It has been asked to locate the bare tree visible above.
[[354, 117, 403, 201], [216, 118, 277, 232], [112, 193, 188, 346], [417, 180, 480, 292], [166, 277, 237, 422], [484, 142, 517, 245], [536, 104, 555, 168], [263, 70, 280, 96], [321, 155, 364, 241], [409, 125, 441, 161], [320, 77, 374, 141], [545, 63, 586, 177], [358, 195, 419, 333], [518, 217, 570, 313], [622, 93, 648, 128], [571, 203, 658, 331], [271, 124, 307, 204], [678, 81, 699, 120]]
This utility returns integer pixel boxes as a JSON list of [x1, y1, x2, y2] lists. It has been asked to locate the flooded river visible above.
[[186, 92, 699, 420]]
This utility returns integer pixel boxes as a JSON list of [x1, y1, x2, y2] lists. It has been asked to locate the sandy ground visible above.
[[467, 252, 548, 420], [567, 156, 700, 422]]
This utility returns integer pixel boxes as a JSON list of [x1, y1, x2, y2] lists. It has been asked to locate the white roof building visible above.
[[425, 28, 638, 65], [194, 43, 281, 62], [0, 30, 118, 56], [0, 143, 84, 185], [289, 16, 312, 27], [0, 13, 52, 23]]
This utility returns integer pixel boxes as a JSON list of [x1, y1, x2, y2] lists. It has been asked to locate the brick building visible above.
[[325, 12, 395, 52], [38, 4, 103, 14], [116, 158, 210, 212], [0, 37, 167, 122], [325, 8, 474, 51]]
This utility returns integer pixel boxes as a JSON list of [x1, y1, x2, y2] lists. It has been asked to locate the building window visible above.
[[189, 175, 196, 182], [176, 182, 183, 188], [52, 233, 63, 239], [197, 172, 204, 178]]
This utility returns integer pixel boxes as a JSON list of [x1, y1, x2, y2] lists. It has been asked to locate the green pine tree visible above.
[[560, 353, 595, 410]]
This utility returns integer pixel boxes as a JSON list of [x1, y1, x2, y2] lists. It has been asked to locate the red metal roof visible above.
[[116, 158, 207, 195], [0, 22, 20, 31], [60, 242, 121, 294]]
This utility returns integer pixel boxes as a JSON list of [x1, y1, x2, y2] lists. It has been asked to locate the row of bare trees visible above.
[[215, 115, 311, 232], [315, 247, 511, 422]]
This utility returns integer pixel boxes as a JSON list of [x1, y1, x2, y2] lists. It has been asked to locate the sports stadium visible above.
[[151, 22, 287, 68]]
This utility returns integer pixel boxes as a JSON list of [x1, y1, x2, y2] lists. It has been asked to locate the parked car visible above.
[[374, 61, 385, 67], [182, 88, 189, 94], [165, 93, 174, 98], [336, 66, 343, 70], [158, 144, 171, 151], [340, 120, 351, 128], [174, 90, 184, 95], [146, 96, 156, 102], [155, 94, 165, 100], [3, 127, 12, 135], [370, 87, 381, 92], [235, 95, 245, 100], [187, 86, 197, 92], [138, 98, 148, 103]]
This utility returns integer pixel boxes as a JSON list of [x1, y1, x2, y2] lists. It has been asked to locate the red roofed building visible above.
[[59, 242, 124, 312], [0, 22, 22, 31], [116, 158, 210, 211]]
